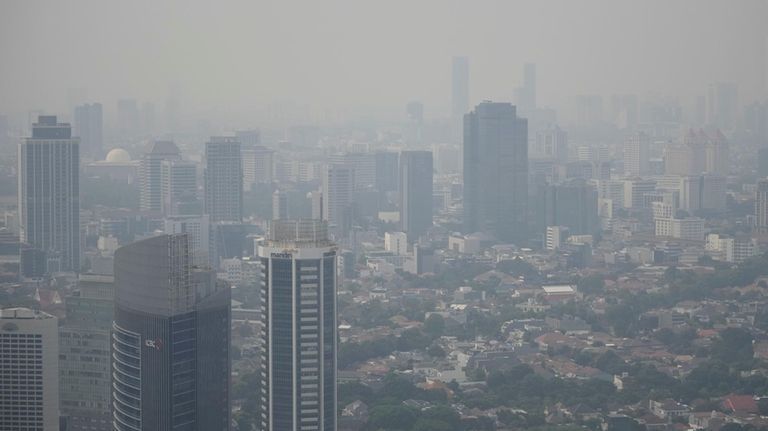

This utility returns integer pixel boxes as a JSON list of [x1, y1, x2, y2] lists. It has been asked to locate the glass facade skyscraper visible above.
[[463, 102, 529, 243], [112, 234, 230, 431]]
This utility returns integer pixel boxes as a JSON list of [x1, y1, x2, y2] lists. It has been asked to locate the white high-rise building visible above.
[[384, 231, 408, 255], [139, 141, 181, 212], [624, 132, 650, 176], [258, 220, 338, 431], [0, 308, 59, 431], [19, 116, 80, 271], [161, 160, 197, 216], [242, 145, 274, 191], [328, 152, 375, 190]]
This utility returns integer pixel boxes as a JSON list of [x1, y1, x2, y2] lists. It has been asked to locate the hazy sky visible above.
[[1, 0, 767, 123]]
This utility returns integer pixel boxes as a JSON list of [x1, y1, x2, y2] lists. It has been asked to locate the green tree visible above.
[[711, 327, 754, 368], [424, 314, 446, 338]]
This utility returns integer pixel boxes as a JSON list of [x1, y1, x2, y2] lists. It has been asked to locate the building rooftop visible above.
[[0, 307, 55, 320]]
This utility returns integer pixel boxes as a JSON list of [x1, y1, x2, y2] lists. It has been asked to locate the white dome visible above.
[[105, 148, 131, 163]]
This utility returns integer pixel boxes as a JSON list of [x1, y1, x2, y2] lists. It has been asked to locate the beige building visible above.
[[1, 308, 59, 431]]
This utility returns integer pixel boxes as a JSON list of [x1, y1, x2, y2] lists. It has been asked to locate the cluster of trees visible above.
[[339, 373, 492, 431], [460, 364, 616, 412], [339, 327, 440, 369]]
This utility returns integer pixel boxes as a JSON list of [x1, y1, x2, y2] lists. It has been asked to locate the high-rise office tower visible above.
[[0, 307, 59, 431], [242, 145, 274, 191], [374, 151, 399, 194], [235, 129, 261, 147], [272, 190, 288, 220], [756, 179, 768, 234], [463, 102, 528, 243], [328, 152, 376, 190], [112, 234, 230, 431], [204, 137, 243, 223], [258, 220, 338, 431], [139, 141, 182, 212], [535, 126, 568, 162], [59, 274, 114, 431], [707, 82, 739, 130], [161, 160, 198, 216], [399, 151, 433, 241], [19, 115, 80, 271], [624, 131, 650, 176], [73, 103, 103, 159], [323, 163, 355, 235], [544, 179, 599, 236]]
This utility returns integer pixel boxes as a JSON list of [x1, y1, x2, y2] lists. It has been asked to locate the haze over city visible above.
[[4, 2, 768, 431], [1, 0, 767, 126]]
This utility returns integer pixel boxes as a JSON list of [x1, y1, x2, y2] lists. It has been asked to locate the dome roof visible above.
[[105, 148, 131, 163]]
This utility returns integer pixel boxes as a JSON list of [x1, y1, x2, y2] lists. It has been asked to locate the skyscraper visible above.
[[544, 179, 599, 236], [59, 274, 114, 431], [204, 137, 243, 223], [535, 125, 568, 162], [18, 115, 80, 271], [399, 151, 434, 241], [463, 102, 528, 243], [322, 163, 355, 236], [139, 140, 182, 213], [161, 159, 198, 216], [756, 179, 768, 234], [73, 103, 103, 159], [258, 220, 338, 431], [624, 131, 650, 176], [112, 234, 230, 431], [242, 145, 274, 191], [374, 151, 399, 194], [1, 307, 59, 431]]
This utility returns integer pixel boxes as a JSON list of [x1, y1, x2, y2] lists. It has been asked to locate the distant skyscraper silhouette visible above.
[[204, 137, 243, 223], [73, 103, 103, 159], [18, 115, 80, 271], [463, 102, 528, 243], [323, 163, 355, 236], [258, 220, 338, 431], [399, 151, 433, 241], [112, 234, 230, 431], [624, 131, 650, 176]]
